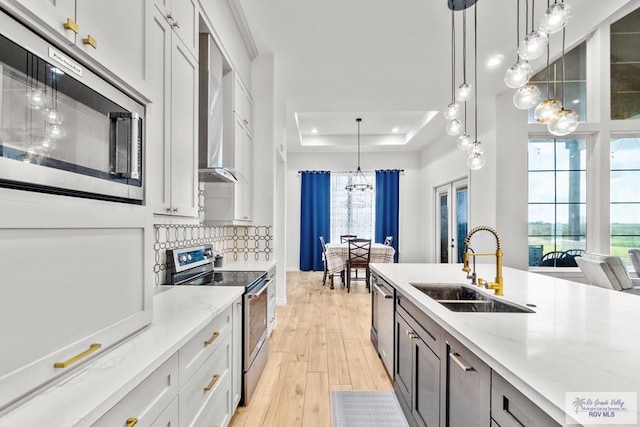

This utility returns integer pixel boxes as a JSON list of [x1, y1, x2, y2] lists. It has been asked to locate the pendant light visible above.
[[548, 27, 579, 135], [345, 118, 374, 193], [518, 0, 548, 61], [539, 0, 571, 34], [444, 10, 461, 122], [513, 0, 541, 109], [534, 17, 562, 124], [505, 0, 533, 88], [455, 9, 472, 102], [457, 96, 472, 150], [466, 1, 485, 170]]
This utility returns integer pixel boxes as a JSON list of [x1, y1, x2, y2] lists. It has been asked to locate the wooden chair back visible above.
[[348, 238, 371, 268], [340, 234, 357, 243]]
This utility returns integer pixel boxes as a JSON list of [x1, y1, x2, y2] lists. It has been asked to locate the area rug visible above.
[[331, 391, 409, 427]]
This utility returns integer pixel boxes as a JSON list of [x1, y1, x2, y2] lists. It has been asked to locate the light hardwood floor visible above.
[[229, 271, 393, 427]]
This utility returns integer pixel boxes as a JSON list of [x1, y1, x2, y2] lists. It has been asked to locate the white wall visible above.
[[285, 151, 423, 271]]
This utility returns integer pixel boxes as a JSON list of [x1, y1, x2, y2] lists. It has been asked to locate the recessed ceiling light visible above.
[[572, 99, 580, 104], [392, 127, 399, 133], [486, 54, 504, 68], [311, 128, 318, 134]]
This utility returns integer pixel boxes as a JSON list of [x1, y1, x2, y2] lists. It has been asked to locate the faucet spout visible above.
[[462, 226, 504, 296]]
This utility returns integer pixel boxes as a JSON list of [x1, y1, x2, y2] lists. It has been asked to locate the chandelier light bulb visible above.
[[44, 108, 64, 124], [457, 133, 473, 150], [38, 138, 56, 151], [534, 98, 563, 123], [513, 85, 542, 109], [28, 89, 46, 110], [518, 31, 548, 61], [46, 124, 66, 139], [455, 83, 473, 102], [504, 62, 533, 88], [467, 151, 486, 170], [444, 102, 461, 120], [548, 109, 579, 135], [539, 2, 572, 34], [468, 141, 485, 155], [446, 119, 463, 136]]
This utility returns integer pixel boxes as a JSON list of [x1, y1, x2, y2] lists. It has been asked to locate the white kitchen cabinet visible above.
[[153, 0, 198, 60], [9, 0, 147, 91], [203, 73, 253, 224], [231, 297, 243, 411], [146, 2, 198, 217], [93, 353, 179, 427], [233, 74, 253, 136]]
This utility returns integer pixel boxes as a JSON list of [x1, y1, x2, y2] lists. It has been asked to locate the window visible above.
[[329, 172, 375, 243], [528, 138, 586, 266], [610, 137, 640, 263], [528, 42, 587, 124], [611, 8, 640, 120]]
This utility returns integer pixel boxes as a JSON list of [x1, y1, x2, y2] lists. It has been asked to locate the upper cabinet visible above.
[[146, 0, 199, 217], [233, 74, 253, 136], [12, 0, 147, 91], [153, 0, 198, 59]]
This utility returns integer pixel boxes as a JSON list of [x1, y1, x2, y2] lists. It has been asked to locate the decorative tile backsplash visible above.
[[153, 224, 273, 285]]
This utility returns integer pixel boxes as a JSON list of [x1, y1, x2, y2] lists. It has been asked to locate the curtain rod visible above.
[[297, 169, 405, 174]]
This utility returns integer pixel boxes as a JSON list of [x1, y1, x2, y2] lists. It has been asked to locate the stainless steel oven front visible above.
[[0, 10, 144, 203], [243, 274, 269, 405]]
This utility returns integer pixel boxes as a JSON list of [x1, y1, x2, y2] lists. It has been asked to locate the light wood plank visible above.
[[229, 271, 392, 427], [301, 372, 330, 427]]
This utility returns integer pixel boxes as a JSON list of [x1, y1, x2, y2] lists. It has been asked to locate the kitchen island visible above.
[[370, 262, 640, 425]]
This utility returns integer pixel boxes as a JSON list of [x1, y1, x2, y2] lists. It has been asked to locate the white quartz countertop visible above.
[[0, 286, 244, 427], [215, 257, 277, 272], [370, 263, 640, 424]]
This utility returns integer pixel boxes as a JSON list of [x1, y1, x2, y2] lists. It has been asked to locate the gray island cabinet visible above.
[[370, 262, 637, 426]]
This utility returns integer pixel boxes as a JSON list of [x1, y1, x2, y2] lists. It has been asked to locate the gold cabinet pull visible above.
[[54, 343, 101, 368], [63, 18, 79, 34], [172, 20, 180, 29], [82, 34, 97, 49], [204, 331, 220, 346], [204, 374, 220, 391], [126, 418, 139, 427]]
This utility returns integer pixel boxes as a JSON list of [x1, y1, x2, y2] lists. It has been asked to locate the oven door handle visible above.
[[247, 281, 268, 300]]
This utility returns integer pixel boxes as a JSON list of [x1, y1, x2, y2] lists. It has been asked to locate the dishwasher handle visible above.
[[374, 282, 394, 299]]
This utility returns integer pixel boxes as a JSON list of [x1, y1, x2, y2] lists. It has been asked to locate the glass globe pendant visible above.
[[467, 149, 486, 170], [468, 141, 485, 155], [504, 61, 533, 88], [518, 31, 548, 61], [548, 109, 579, 135], [457, 133, 473, 150], [446, 119, 463, 136], [444, 102, 461, 120], [455, 83, 472, 102], [534, 98, 562, 123], [27, 89, 46, 110], [513, 85, 541, 109], [44, 108, 64, 124], [539, 2, 572, 34]]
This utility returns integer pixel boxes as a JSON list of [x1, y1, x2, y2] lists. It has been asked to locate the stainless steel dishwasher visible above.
[[372, 276, 395, 378]]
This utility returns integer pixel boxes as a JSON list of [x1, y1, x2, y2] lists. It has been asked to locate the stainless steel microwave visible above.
[[0, 10, 144, 203]]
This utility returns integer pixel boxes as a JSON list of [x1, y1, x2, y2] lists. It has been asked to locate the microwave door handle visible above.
[[130, 113, 140, 180]]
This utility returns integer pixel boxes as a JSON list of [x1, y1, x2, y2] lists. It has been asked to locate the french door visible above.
[[435, 178, 469, 263]]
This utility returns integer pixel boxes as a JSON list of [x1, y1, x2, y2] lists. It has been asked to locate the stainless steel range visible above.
[[166, 245, 269, 405]]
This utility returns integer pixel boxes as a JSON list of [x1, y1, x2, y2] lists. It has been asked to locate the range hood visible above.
[[198, 33, 237, 183]]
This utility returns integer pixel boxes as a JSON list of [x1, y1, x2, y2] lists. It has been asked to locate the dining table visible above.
[[324, 242, 395, 277]]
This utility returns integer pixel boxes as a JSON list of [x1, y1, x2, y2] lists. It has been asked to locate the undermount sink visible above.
[[410, 283, 535, 313]]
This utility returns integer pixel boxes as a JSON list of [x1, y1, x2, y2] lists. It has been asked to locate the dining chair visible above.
[[383, 236, 393, 246], [538, 251, 575, 267], [346, 238, 371, 293], [319, 236, 328, 286], [575, 252, 640, 295], [629, 249, 640, 278], [340, 234, 357, 243]]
